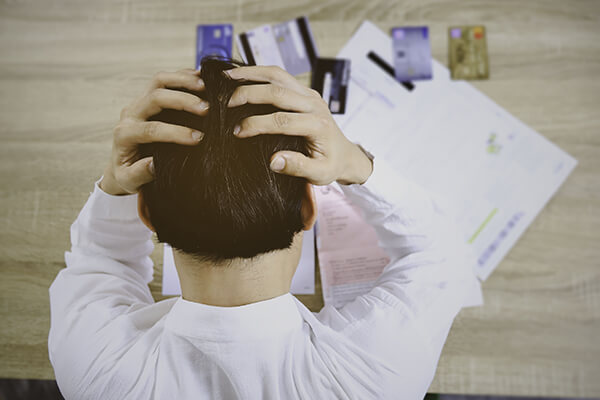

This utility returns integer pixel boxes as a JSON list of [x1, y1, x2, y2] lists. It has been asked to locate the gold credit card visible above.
[[448, 25, 489, 80]]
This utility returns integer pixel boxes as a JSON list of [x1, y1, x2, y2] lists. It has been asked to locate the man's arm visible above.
[[48, 181, 156, 395], [318, 158, 478, 391], [48, 69, 209, 397]]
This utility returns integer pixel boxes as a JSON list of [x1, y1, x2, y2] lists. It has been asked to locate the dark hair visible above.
[[139, 58, 309, 263]]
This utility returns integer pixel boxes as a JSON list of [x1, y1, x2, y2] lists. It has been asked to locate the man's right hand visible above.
[[225, 66, 373, 186], [100, 69, 208, 195]]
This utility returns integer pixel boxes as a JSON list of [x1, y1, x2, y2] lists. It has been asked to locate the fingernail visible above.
[[197, 79, 205, 89], [194, 101, 208, 113], [192, 130, 204, 141], [233, 125, 241, 136], [148, 159, 155, 175], [270, 156, 285, 171]]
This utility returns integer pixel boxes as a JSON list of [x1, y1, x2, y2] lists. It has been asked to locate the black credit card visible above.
[[311, 58, 350, 114]]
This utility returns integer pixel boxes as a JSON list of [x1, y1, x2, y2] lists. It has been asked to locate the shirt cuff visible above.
[[341, 157, 418, 204], [87, 176, 140, 221]]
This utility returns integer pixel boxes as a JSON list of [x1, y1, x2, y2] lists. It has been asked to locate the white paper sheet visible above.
[[315, 184, 390, 308], [318, 20, 576, 293], [162, 228, 315, 296]]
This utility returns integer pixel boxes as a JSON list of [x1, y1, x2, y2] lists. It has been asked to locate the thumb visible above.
[[270, 151, 329, 185], [121, 156, 154, 192]]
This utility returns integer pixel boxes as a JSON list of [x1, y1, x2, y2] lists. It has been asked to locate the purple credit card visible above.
[[391, 26, 433, 81], [196, 24, 233, 68]]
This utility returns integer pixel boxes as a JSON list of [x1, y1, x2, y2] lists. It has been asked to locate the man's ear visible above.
[[301, 182, 318, 231], [137, 190, 156, 232]]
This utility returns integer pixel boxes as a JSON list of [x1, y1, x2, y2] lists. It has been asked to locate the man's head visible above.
[[139, 58, 314, 263]]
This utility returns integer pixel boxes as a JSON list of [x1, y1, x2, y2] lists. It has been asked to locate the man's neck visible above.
[[172, 232, 303, 307]]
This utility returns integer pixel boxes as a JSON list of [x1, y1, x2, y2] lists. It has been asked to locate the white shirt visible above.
[[49, 159, 481, 400]]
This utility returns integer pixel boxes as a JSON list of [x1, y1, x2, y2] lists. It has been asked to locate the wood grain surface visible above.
[[0, 0, 599, 397]]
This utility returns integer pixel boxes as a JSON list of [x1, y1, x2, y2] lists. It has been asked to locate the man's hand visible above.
[[226, 66, 373, 186], [100, 69, 209, 195]]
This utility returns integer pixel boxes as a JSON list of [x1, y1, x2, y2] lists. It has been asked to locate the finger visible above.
[[148, 70, 205, 92], [225, 66, 311, 95], [235, 112, 325, 139], [226, 65, 296, 86], [177, 68, 202, 75], [228, 84, 318, 112], [115, 156, 154, 192], [116, 120, 204, 146], [129, 88, 209, 120], [269, 151, 329, 184]]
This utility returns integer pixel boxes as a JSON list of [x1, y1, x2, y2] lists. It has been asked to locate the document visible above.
[[315, 20, 576, 309], [162, 228, 316, 296], [315, 184, 390, 308], [316, 182, 484, 308]]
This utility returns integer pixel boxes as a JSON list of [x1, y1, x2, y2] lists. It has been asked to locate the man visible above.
[[49, 59, 478, 399]]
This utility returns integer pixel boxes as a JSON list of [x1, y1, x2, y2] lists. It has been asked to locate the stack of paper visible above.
[[314, 184, 390, 308], [315, 21, 576, 307]]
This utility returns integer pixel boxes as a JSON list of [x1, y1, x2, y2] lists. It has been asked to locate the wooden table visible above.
[[1, 1, 599, 397]]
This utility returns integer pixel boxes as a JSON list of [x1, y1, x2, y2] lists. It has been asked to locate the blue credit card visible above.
[[391, 26, 433, 81], [196, 24, 233, 68]]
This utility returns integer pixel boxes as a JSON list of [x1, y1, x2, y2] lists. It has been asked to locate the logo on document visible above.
[[487, 132, 502, 154]]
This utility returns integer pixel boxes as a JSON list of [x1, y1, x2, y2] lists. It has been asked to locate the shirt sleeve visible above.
[[314, 157, 481, 396], [48, 178, 156, 397]]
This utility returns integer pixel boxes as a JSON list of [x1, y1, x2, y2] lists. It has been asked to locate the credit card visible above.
[[391, 26, 433, 81], [236, 16, 318, 75], [272, 17, 318, 75], [311, 58, 350, 114], [237, 24, 284, 68], [196, 24, 233, 69], [448, 25, 489, 80]]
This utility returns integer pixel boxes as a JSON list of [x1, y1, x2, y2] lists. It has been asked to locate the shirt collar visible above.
[[164, 292, 303, 341]]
